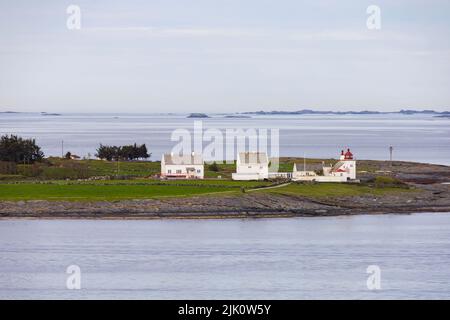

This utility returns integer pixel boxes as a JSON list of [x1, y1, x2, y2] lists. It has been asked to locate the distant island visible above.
[[41, 112, 61, 116], [187, 113, 209, 118], [224, 115, 251, 119], [242, 109, 450, 116]]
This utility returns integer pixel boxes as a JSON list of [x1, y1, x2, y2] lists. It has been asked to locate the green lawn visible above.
[[0, 183, 242, 201], [71, 159, 160, 177], [0, 179, 274, 201], [258, 182, 413, 198], [0, 180, 412, 201], [71, 179, 271, 187]]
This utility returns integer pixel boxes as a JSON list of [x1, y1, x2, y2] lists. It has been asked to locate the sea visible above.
[[0, 213, 450, 299], [1, 112, 449, 164], [1, 112, 449, 299]]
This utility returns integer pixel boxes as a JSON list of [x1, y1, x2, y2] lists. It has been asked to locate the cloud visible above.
[[83, 26, 264, 37], [82, 26, 412, 43]]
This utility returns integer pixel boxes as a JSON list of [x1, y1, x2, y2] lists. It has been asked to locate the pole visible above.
[[61, 140, 64, 158], [389, 146, 393, 166], [117, 151, 120, 176], [303, 153, 306, 172]]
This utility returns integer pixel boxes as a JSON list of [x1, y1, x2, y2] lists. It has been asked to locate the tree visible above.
[[65, 152, 72, 159], [0, 134, 44, 163], [208, 161, 219, 172], [138, 144, 150, 160], [96, 143, 150, 161], [96, 144, 121, 161]]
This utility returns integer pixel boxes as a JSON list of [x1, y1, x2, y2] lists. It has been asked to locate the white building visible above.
[[232, 152, 269, 180], [161, 152, 204, 179], [292, 149, 357, 182]]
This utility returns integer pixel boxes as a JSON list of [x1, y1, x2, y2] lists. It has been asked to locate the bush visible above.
[[0, 161, 17, 174], [208, 161, 220, 172], [17, 164, 44, 177], [0, 174, 24, 181], [41, 167, 79, 180], [375, 176, 405, 187]]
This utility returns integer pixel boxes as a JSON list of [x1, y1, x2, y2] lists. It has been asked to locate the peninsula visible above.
[[0, 158, 448, 219]]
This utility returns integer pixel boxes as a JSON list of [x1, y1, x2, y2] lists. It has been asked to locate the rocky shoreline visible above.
[[1, 183, 449, 219], [1, 159, 449, 220]]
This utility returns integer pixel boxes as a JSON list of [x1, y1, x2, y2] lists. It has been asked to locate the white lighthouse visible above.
[[324, 148, 356, 180], [293, 148, 357, 182]]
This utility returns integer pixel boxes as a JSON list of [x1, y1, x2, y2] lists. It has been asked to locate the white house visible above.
[[161, 152, 204, 179], [232, 152, 269, 180], [292, 149, 357, 182]]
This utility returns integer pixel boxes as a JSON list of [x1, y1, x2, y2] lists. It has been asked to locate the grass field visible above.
[[0, 179, 411, 201], [259, 182, 412, 198], [52, 158, 161, 177], [0, 179, 273, 201], [70, 179, 272, 187], [0, 183, 241, 201]]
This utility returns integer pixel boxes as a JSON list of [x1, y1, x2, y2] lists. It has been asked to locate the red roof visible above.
[[344, 148, 353, 160]]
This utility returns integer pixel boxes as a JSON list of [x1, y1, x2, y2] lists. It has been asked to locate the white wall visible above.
[[162, 164, 204, 179], [236, 164, 268, 178]]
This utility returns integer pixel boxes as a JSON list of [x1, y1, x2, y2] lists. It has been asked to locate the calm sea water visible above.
[[1, 113, 449, 164], [1, 212, 450, 299]]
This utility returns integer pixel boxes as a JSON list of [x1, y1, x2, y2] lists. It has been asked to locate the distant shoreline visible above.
[[2, 109, 449, 116], [241, 109, 450, 116]]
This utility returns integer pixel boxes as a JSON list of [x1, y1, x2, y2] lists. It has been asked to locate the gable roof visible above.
[[331, 161, 347, 173], [163, 153, 203, 165], [238, 152, 268, 165]]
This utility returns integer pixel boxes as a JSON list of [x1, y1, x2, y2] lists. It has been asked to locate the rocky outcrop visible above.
[[1, 184, 449, 219]]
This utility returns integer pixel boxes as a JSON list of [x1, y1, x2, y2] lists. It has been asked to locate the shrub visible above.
[[0, 161, 17, 174], [0, 174, 24, 181], [208, 161, 220, 172], [41, 167, 79, 180], [375, 176, 404, 187], [17, 164, 44, 177]]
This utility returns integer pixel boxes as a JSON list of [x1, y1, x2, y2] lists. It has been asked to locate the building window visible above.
[[176, 170, 182, 174], [197, 169, 201, 173], [167, 169, 172, 174]]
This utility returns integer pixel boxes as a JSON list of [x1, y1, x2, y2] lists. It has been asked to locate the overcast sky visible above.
[[0, 0, 449, 113]]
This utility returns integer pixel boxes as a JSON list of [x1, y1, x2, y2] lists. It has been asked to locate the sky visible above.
[[0, 0, 449, 113]]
